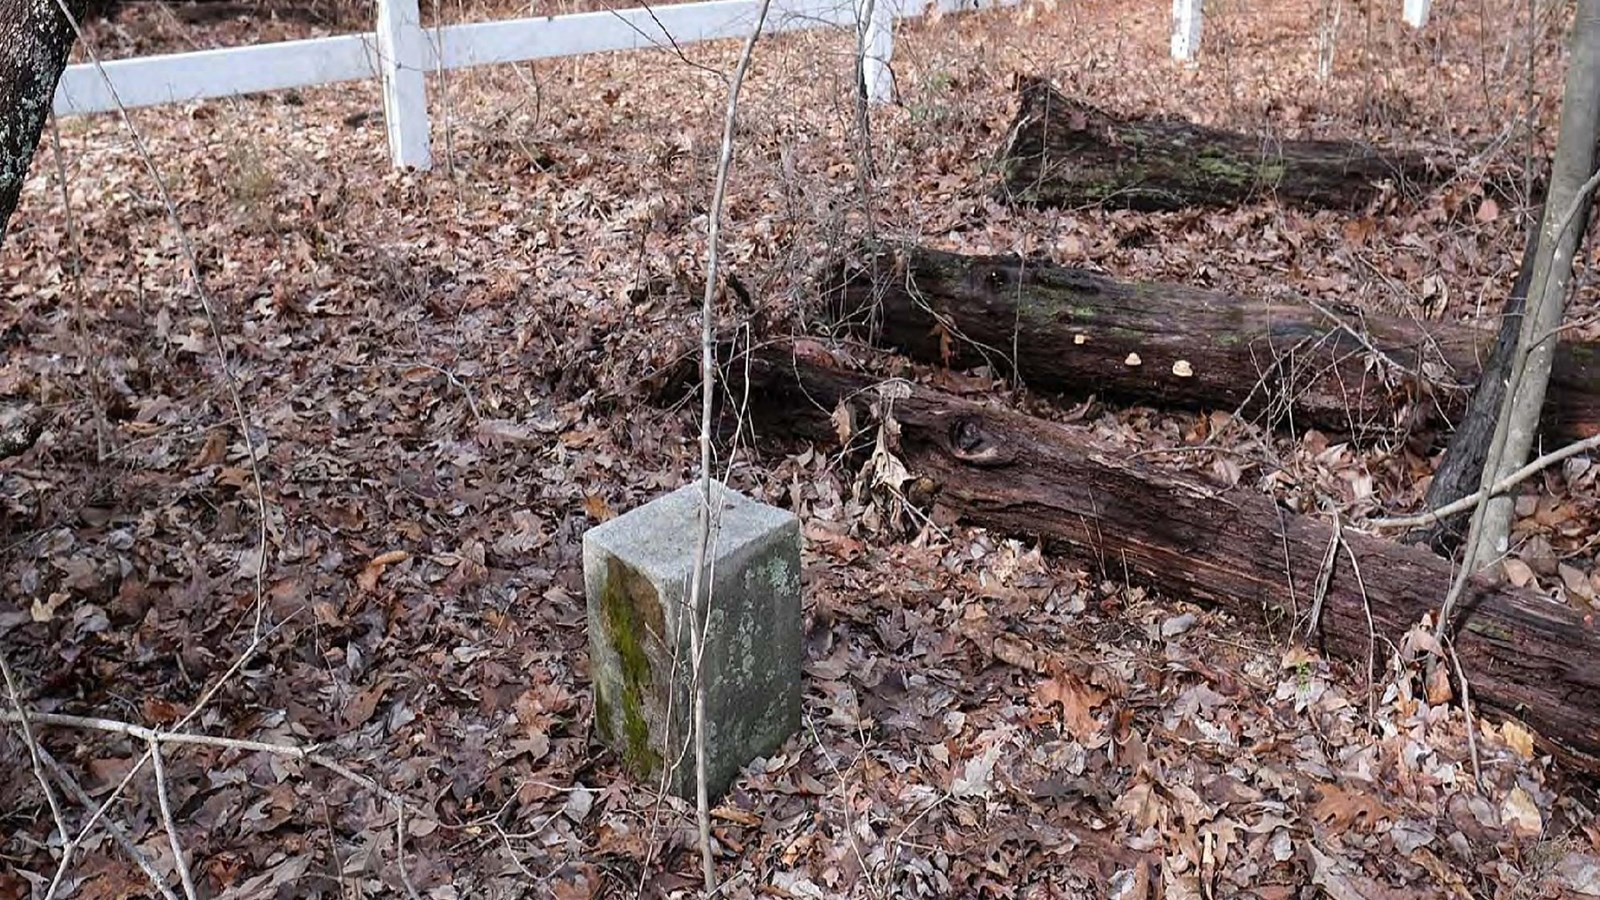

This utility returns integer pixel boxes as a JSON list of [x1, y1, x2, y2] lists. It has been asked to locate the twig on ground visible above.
[[1338, 536, 1379, 727], [396, 799, 424, 900], [38, 747, 182, 900], [804, 714, 877, 895], [1303, 296, 1456, 389], [0, 708, 421, 817], [388, 360, 482, 420], [1301, 509, 1342, 640], [48, 111, 108, 463], [149, 740, 199, 900], [1444, 636, 1487, 794], [0, 652, 70, 848], [1368, 431, 1600, 530]]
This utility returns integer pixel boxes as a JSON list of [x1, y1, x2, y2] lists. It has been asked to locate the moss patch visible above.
[[599, 555, 664, 776]]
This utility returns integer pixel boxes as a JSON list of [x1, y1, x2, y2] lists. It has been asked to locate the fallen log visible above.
[[740, 348, 1600, 768], [831, 244, 1600, 439], [997, 79, 1442, 211]]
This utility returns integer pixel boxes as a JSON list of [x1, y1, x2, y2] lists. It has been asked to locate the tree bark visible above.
[[831, 244, 1600, 440], [1469, 0, 1600, 567], [1411, 200, 1591, 550], [738, 348, 1600, 769], [0, 0, 84, 246], [997, 78, 1442, 211]]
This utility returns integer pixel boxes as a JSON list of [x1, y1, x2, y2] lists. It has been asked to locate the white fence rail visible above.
[[54, 0, 1009, 170], [54, 0, 1437, 166]]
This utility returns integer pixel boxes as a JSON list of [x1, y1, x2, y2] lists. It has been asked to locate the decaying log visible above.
[[997, 78, 1442, 211], [831, 244, 1600, 439], [740, 349, 1600, 768]]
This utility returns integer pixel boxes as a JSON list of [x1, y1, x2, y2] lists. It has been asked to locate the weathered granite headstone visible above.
[[583, 480, 801, 800]]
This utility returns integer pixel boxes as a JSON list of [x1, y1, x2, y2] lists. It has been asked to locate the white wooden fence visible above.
[[52, 0, 1007, 170], [53, 0, 1437, 168]]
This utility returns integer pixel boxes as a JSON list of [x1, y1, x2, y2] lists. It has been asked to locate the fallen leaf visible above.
[[951, 742, 1004, 799], [1502, 557, 1536, 588], [142, 697, 186, 725], [1499, 719, 1536, 759], [31, 592, 67, 623], [188, 429, 229, 470], [713, 806, 764, 826], [831, 401, 853, 445], [1035, 672, 1107, 740], [1501, 786, 1543, 838], [342, 678, 392, 728], [583, 492, 614, 522], [1311, 784, 1393, 831], [357, 550, 410, 592], [1424, 659, 1453, 705]]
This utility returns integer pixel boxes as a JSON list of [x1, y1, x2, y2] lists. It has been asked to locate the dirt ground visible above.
[[4, 0, 1600, 897]]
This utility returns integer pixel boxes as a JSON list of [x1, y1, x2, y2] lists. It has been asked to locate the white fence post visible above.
[[375, 0, 432, 170], [1171, 0, 1202, 61], [860, 0, 894, 103], [1403, 0, 1430, 28]]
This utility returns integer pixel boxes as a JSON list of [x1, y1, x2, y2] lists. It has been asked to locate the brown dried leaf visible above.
[[1034, 672, 1107, 741], [188, 429, 229, 470], [583, 492, 615, 522], [1424, 660, 1454, 705], [343, 677, 392, 729], [1500, 786, 1543, 839], [1502, 557, 1536, 589], [1499, 719, 1536, 759], [357, 549, 410, 592], [831, 400, 854, 445], [1311, 783, 1394, 831]]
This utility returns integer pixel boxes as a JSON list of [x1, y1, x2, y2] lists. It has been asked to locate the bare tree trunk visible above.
[[0, 0, 85, 245], [1406, 220, 1546, 551], [1468, 0, 1600, 568]]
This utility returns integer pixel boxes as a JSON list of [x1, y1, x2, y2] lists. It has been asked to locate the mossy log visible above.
[[738, 348, 1600, 769], [831, 244, 1600, 439], [997, 79, 1442, 210]]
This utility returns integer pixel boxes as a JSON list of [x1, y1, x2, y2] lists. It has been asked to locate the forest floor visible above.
[[4, 0, 1600, 897]]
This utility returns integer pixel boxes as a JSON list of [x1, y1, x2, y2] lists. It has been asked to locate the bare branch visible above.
[[149, 741, 199, 900], [1369, 432, 1600, 530], [0, 652, 70, 848], [0, 707, 422, 817], [37, 747, 181, 900]]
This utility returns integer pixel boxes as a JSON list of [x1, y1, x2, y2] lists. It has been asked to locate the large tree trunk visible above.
[[738, 349, 1600, 768], [1469, 0, 1600, 568], [0, 0, 82, 461], [832, 244, 1600, 440], [0, 0, 84, 245], [997, 78, 1442, 211]]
